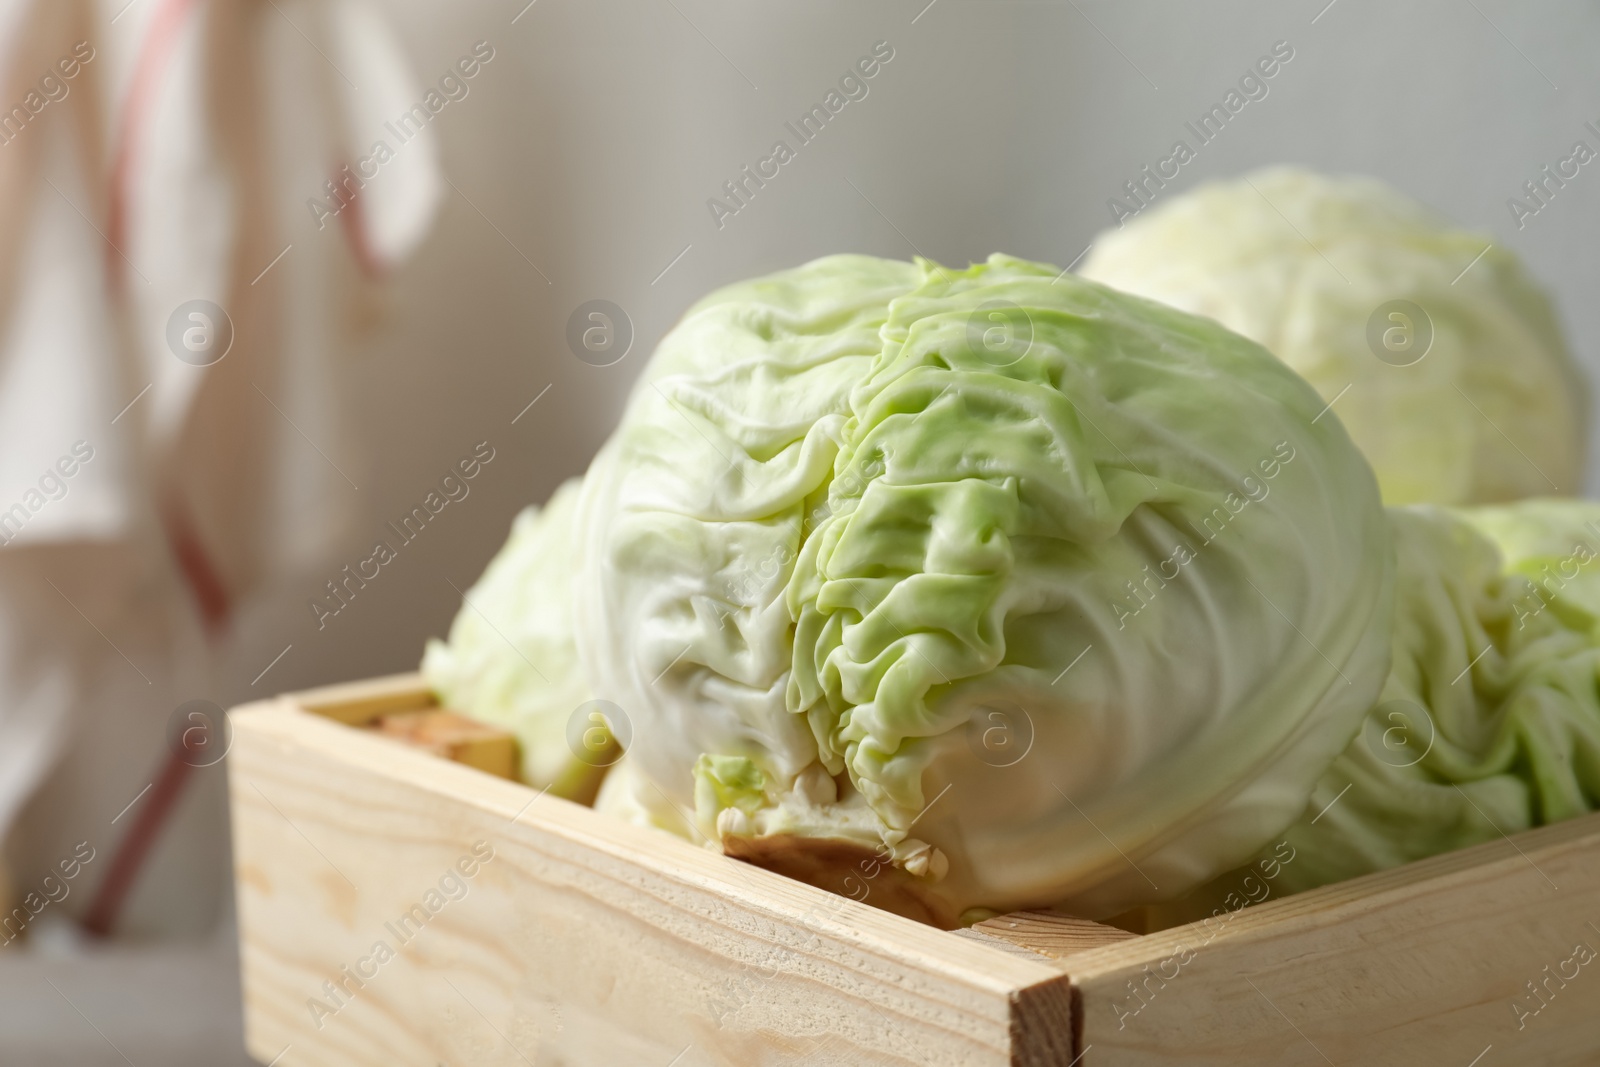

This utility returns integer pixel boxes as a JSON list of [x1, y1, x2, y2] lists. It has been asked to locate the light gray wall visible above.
[[225, 0, 1600, 699]]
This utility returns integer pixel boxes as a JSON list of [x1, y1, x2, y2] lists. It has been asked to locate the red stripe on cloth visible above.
[[107, 0, 197, 288], [335, 166, 387, 279], [80, 749, 195, 939], [110, 0, 234, 630], [82, 0, 224, 940], [161, 496, 232, 633]]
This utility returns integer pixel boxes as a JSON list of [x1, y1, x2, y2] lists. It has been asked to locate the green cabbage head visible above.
[[1080, 167, 1586, 506], [575, 252, 1393, 924], [421, 478, 609, 802], [1252, 502, 1600, 900]]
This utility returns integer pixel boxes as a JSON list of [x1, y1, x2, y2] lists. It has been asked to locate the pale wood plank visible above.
[[230, 697, 1070, 1067], [1061, 810, 1600, 1065], [287, 672, 434, 725], [374, 709, 519, 781], [968, 912, 1140, 963]]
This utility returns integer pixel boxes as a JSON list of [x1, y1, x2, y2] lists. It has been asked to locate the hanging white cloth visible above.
[[0, 0, 442, 933]]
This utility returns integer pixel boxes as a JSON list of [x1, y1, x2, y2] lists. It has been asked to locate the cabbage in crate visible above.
[[421, 478, 612, 804], [1260, 500, 1600, 899], [1080, 167, 1586, 506], [574, 253, 1394, 925]]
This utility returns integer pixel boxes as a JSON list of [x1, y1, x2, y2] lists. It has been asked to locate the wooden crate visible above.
[[229, 674, 1600, 1066]]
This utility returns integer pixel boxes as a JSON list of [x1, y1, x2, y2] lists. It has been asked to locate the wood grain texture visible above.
[[229, 688, 1072, 1067], [1009, 975, 1077, 1067], [968, 912, 1140, 962], [1060, 811, 1600, 1065], [374, 709, 518, 781], [289, 672, 434, 725], [231, 675, 1600, 1066]]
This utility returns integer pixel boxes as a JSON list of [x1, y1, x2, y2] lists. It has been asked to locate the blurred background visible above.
[[1, 0, 1598, 1062]]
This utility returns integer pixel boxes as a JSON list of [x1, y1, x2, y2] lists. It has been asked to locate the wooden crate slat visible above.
[[1054, 810, 1600, 1065], [967, 912, 1140, 962], [230, 695, 1068, 1067], [230, 676, 1600, 1065], [287, 672, 436, 725]]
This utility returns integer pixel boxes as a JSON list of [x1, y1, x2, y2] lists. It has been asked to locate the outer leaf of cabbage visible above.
[[421, 478, 606, 801], [593, 755, 698, 839], [1080, 167, 1586, 506], [1466, 498, 1600, 635], [1257, 504, 1600, 899], [576, 252, 1393, 924]]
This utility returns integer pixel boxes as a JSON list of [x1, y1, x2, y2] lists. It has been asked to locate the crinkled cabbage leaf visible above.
[[575, 252, 1393, 924], [421, 478, 607, 802], [1248, 503, 1600, 900]]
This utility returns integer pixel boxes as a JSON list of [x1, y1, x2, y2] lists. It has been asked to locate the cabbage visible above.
[[1080, 167, 1586, 506], [1466, 498, 1600, 634], [575, 252, 1393, 924], [593, 755, 698, 839], [421, 478, 610, 802], [1250, 503, 1600, 899]]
